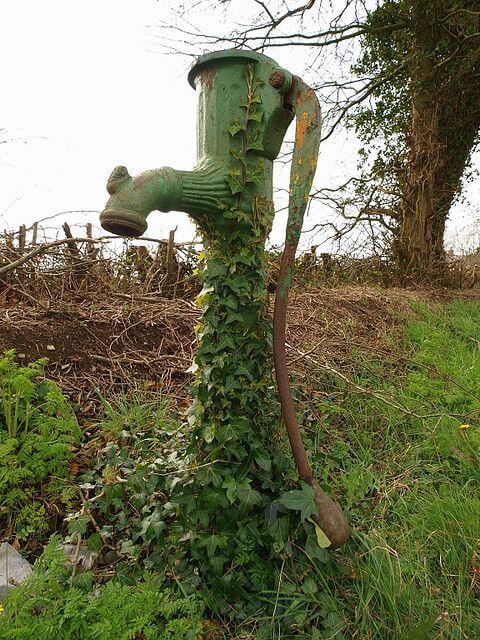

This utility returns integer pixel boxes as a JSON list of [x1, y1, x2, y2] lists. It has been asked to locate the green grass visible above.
[[268, 300, 480, 639], [96, 388, 179, 438]]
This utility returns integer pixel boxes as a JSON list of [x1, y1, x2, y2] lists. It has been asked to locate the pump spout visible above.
[[100, 50, 296, 239], [100, 166, 179, 237], [100, 162, 233, 237]]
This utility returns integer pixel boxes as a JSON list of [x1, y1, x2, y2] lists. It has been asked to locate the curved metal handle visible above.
[[273, 77, 349, 548]]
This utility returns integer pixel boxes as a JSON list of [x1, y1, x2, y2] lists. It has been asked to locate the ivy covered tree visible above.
[[352, 0, 480, 282]]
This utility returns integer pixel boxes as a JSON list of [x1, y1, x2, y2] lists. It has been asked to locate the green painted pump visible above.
[[100, 49, 349, 549]]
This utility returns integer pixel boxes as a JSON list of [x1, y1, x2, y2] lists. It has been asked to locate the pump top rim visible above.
[[187, 48, 281, 89]]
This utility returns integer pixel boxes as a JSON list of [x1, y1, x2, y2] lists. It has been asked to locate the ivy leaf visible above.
[[239, 97, 261, 108], [235, 365, 253, 381], [203, 423, 215, 443], [216, 335, 237, 350], [246, 161, 265, 185], [224, 311, 246, 325], [246, 130, 263, 152], [136, 507, 165, 543], [278, 482, 317, 521], [236, 479, 262, 507], [210, 554, 227, 575], [255, 453, 271, 472], [215, 421, 239, 444], [120, 539, 138, 558], [234, 251, 255, 266], [202, 487, 229, 511], [196, 463, 223, 488], [308, 518, 331, 548], [205, 260, 227, 279], [222, 476, 237, 504], [68, 514, 90, 536], [247, 139, 264, 151], [222, 296, 239, 311], [248, 110, 263, 122], [86, 532, 103, 553], [228, 121, 246, 136], [199, 533, 228, 558], [229, 148, 244, 161], [227, 173, 244, 195]]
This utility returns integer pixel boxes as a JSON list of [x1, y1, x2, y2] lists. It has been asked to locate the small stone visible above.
[[61, 544, 98, 570], [0, 543, 32, 598], [46, 344, 56, 351]]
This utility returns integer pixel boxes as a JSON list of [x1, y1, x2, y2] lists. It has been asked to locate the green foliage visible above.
[[67, 299, 480, 637], [170, 64, 305, 617], [351, 0, 410, 149], [67, 399, 190, 578], [0, 351, 81, 540], [0, 537, 203, 640]]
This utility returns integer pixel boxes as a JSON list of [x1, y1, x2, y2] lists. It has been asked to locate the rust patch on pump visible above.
[[296, 111, 310, 149], [199, 67, 216, 88]]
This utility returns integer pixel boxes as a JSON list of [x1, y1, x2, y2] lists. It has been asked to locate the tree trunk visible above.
[[396, 0, 480, 284], [396, 0, 444, 282], [397, 99, 447, 282]]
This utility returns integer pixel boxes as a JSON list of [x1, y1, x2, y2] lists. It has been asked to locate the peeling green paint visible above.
[[100, 50, 293, 238]]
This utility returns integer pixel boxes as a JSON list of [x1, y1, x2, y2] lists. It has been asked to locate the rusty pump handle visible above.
[[272, 75, 349, 549]]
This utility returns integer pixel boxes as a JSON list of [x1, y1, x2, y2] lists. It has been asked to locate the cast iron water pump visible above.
[[100, 49, 349, 548]]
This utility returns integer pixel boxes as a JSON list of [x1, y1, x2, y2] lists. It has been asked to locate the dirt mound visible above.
[[1, 285, 478, 423], [0, 295, 199, 418]]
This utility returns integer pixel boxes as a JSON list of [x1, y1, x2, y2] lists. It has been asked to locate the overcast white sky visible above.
[[1, 0, 478, 252]]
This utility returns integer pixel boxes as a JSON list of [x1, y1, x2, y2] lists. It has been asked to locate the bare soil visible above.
[[2, 284, 478, 424]]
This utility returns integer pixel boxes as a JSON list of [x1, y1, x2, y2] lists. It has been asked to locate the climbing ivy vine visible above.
[[154, 65, 303, 615], [71, 64, 323, 623]]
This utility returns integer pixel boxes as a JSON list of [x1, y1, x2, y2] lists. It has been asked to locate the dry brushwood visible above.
[[1, 225, 479, 423]]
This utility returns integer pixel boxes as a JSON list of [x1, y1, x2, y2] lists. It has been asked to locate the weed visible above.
[[0, 351, 81, 540]]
